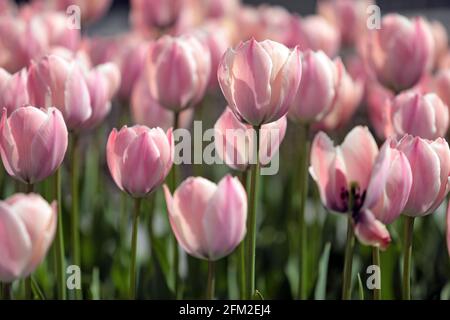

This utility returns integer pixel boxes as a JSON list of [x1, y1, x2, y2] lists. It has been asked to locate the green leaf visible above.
[[357, 273, 365, 300], [90, 268, 101, 300], [314, 242, 331, 300]]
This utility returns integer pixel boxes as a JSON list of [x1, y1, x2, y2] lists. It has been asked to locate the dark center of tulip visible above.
[[339, 182, 366, 219]]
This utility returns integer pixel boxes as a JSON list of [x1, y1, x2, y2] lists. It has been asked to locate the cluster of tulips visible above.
[[0, 0, 449, 301]]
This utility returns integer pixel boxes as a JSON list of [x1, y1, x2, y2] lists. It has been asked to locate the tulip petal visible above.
[[354, 209, 391, 250]]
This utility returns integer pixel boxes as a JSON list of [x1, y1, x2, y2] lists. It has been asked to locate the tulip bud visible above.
[[146, 35, 211, 112], [164, 175, 247, 261], [289, 51, 341, 124], [367, 14, 434, 92], [392, 91, 449, 140], [214, 107, 286, 171], [0, 106, 68, 184], [0, 68, 29, 114], [218, 38, 302, 126], [397, 135, 450, 216], [130, 0, 183, 33], [366, 82, 395, 140], [42, 0, 111, 24], [106, 125, 174, 198], [0, 193, 56, 283]]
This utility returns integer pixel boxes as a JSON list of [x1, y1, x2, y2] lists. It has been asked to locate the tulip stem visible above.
[[342, 215, 355, 300], [372, 246, 381, 300], [206, 260, 216, 300], [26, 183, 34, 193], [130, 197, 141, 300], [246, 126, 261, 299], [54, 168, 66, 300], [402, 216, 415, 300], [24, 183, 34, 300], [1, 283, 11, 300], [70, 134, 82, 299], [297, 124, 310, 300], [238, 170, 248, 299]]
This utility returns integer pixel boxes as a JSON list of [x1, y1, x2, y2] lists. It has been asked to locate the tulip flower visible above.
[[130, 0, 183, 34], [435, 69, 450, 108], [366, 14, 434, 92], [131, 75, 193, 131], [218, 38, 302, 126], [0, 68, 29, 114], [40, 12, 80, 51], [214, 107, 287, 172], [428, 20, 448, 71], [392, 91, 449, 140], [366, 82, 395, 140], [317, 0, 374, 46], [289, 50, 342, 124], [146, 35, 211, 113], [201, 0, 240, 19], [0, 106, 68, 185], [0, 193, 56, 284], [164, 175, 247, 298]]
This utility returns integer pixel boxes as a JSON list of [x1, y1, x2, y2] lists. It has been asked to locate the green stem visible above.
[[297, 125, 310, 300], [342, 215, 355, 300], [70, 134, 82, 299], [372, 246, 381, 300], [130, 197, 141, 300], [245, 126, 261, 300], [2, 283, 11, 300], [24, 277, 32, 300], [402, 216, 415, 300], [206, 260, 216, 300], [238, 170, 248, 299], [54, 169, 66, 300]]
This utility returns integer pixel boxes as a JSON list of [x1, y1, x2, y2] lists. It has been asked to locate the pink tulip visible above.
[[366, 14, 434, 92], [253, 5, 294, 45], [0, 0, 16, 16], [289, 51, 341, 124], [40, 12, 80, 52], [0, 193, 56, 283], [428, 20, 448, 71], [164, 175, 247, 261], [218, 39, 302, 126], [130, 0, 183, 33], [131, 74, 194, 131], [214, 107, 287, 172], [315, 66, 363, 131], [289, 15, 341, 58], [362, 139, 413, 225], [317, 0, 374, 46], [396, 135, 450, 216], [392, 91, 449, 140], [435, 69, 450, 108], [201, 0, 240, 19], [0, 106, 68, 184], [146, 35, 211, 112], [354, 210, 391, 250], [0, 68, 29, 114], [366, 81, 395, 140], [107, 126, 174, 198]]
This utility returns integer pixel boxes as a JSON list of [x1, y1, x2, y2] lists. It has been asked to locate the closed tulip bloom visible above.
[[131, 74, 193, 131], [130, 0, 182, 33], [435, 68, 450, 107], [392, 91, 449, 140], [164, 175, 247, 261], [27, 55, 92, 130], [316, 67, 363, 131], [107, 125, 174, 198], [0, 106, 68, 184], [147, 35, 211, 112], [397, 135, 450, 216], [366, 82, 395, 140], [0, 68, 29, 113], [214, 107, 287, 171], [40, 12, 80, 51], [429, 20, 448, 70], [0, 193, 56, 283], [201, 0, 239, 19], [36, 0, 112, 24], [367, 14, 434, 92], [289, 51, 341, 124], [218, 39, 302, 126]]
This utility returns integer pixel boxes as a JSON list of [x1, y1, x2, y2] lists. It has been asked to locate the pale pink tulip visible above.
[[289, 15, 340, 58], [397, 135, 450, 216], [0, 106, 68, 184], [392, 91, 449, 140], [147, 35, 211, 112], [435, 68, 450, 107], [107, 126, 174, 198], [0, 68, 29, 113], [164, 175, 247, 261], [366, 14, 434, 92], [354, 209, 391, 250], [131, 74, 194, 131], [214, 107, 287, 171], [0, 193, 56, 283], [366, 81, 395, 140], [200, 0, 240, 19], [218, 39, 302, 126], [40, 12, 80, 51], [0, 0, 16, 16], [289, 51, 341, 124], [316, 67, 363, 131], [130, 0, 183, 33], [429, 20, 448, 71], [318, 0, 374, 46]]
